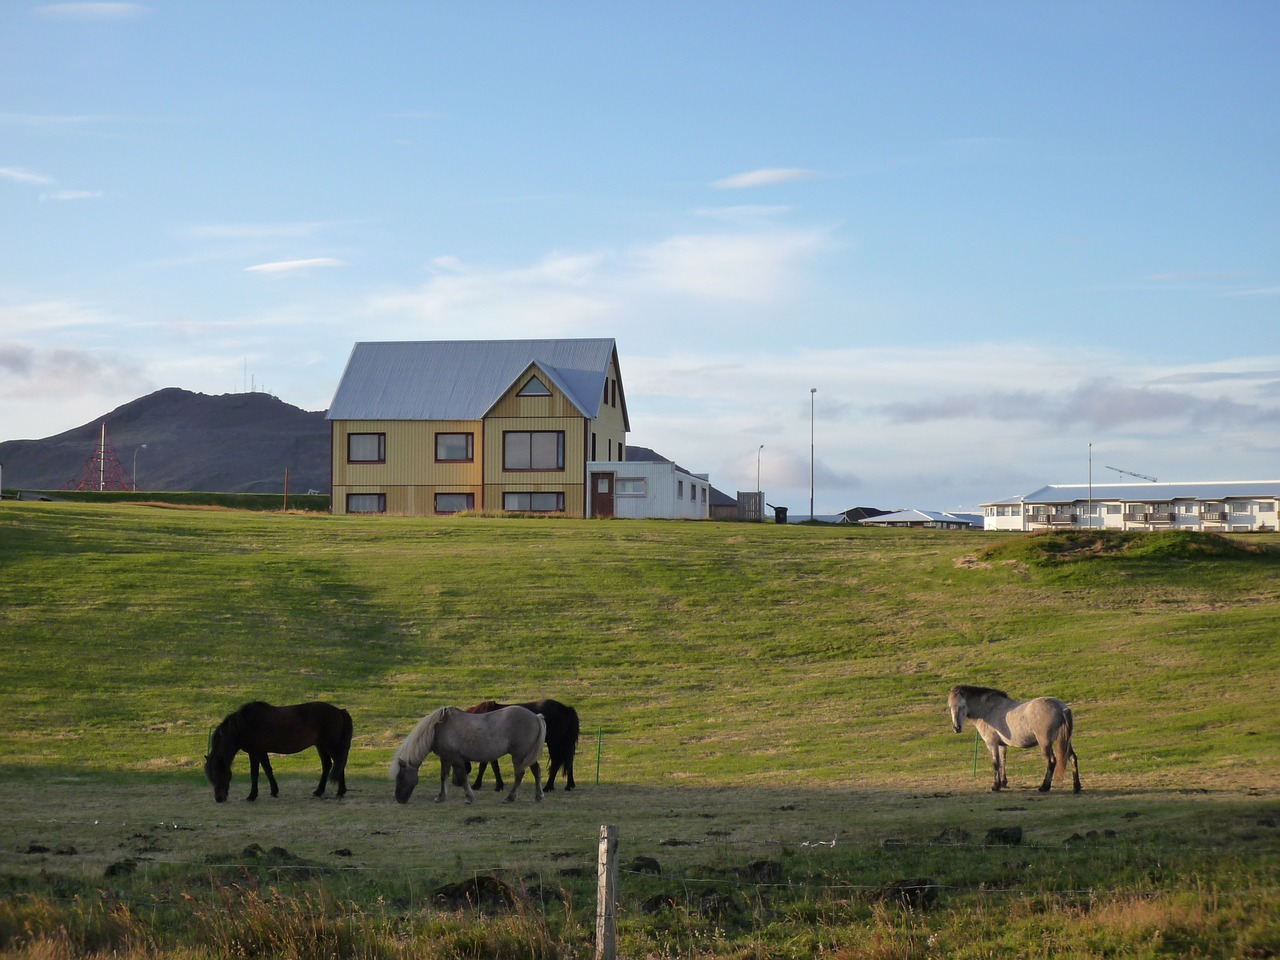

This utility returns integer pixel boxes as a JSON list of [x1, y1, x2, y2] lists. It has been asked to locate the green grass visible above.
[[1, 503, 1278, 958]]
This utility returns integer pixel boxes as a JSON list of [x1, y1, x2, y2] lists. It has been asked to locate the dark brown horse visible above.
[[462, 698, 580, 791], [204, 701, 353, 803]]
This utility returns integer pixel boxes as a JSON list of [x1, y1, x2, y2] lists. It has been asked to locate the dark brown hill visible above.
[[0, 388, 329, 494]]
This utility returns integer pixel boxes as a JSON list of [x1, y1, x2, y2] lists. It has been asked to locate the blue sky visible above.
[[2, 2, 1277, 512]]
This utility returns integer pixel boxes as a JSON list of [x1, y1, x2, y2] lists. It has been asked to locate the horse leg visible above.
[[314, 745, 333, 797], [532, 761, 543, 802], [461, 765, 477, 805], [987, 742, 1003, 792], [564, 753, 575, 791], [334, 743, 349, 798], [504, 763, 525, 803], [435, 759, 450, 803], [1069, 748, 1082, 793], [469, 760, 485, 791], [1038, 741, 1056, 792], [544, 756, 561, 791], [246, 754, 261, 801], [492, 761, 505, 792], [261, 756, 279, 797]]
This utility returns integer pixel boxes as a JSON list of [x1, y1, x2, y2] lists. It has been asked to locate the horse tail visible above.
[[1054, 707, 1074, 782], [522, 714, 548, 768], [339, 709, 354, 760], [565, 705, 581, 748]]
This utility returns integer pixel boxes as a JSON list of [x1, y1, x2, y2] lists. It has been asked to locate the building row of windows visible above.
[[347, 430, 564, 471], [987, 500, 1277, 517], [345, 491, 566, 515]]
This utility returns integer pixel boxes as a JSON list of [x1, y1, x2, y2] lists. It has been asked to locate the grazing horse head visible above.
[[393, 757, 420, 804], [390, 707, 447, 804], [204, 728, 234, 802]]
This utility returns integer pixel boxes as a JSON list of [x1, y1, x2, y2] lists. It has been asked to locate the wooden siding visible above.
[[591, 357, 627, 462], [331, 419, 484, 515]]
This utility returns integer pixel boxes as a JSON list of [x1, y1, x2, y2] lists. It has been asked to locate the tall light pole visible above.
[[132, 444, 147, 492], [809, 387, 817, 521], [756, 444, 764, 522]]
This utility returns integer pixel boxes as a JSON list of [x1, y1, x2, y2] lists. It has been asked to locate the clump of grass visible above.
[[977, 528, 1278, 566]]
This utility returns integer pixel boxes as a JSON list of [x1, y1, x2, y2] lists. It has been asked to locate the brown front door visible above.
[[590, 472, 615, 518]]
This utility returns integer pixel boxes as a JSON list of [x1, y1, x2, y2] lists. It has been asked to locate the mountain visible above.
[[0, 388, 330, 494]]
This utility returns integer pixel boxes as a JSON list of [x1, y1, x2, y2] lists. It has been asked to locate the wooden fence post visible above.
[[596, 823, 619, 960]]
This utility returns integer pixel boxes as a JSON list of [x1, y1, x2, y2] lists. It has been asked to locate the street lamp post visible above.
[[132, 444, 147, 492], [756, 444, 764, 522], [809, 387, 817, 521]]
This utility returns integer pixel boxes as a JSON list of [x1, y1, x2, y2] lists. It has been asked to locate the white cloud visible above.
[[626, 229, 828, 302], [363, 228, 830, 337], [245, 258, 347, 275], [712, 168, 816, 189], [0, 167, 55, 186], [0, 298, 124, 335], [41, 189, 103, 201]]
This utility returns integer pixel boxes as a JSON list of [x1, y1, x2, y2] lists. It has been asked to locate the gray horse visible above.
[[948, 685, 1081, 793], [391, 705, 546, 804]]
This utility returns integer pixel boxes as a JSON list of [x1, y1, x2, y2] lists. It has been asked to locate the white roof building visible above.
[[982, 481, 1280, 533]]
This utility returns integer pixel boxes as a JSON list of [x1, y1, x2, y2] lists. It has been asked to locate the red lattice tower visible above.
[[69, 423, 132, 491]]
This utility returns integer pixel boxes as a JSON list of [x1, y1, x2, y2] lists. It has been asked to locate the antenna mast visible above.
[[68, 423, 132, 491]]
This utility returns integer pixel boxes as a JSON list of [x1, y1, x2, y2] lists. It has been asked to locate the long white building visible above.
[[982, 481, 1280, 533]]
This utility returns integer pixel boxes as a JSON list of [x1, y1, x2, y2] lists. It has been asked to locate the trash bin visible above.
[[774, 506, 788, 524]]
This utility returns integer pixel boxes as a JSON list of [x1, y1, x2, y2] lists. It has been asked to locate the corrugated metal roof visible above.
[[326, 339, 620, 422], [859, 509, 981, 526], [991, 481, 1280, 505]]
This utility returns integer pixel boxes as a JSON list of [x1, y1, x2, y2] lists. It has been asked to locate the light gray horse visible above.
[[391, 705, 546, 804], [948, 685, 1081, 793]]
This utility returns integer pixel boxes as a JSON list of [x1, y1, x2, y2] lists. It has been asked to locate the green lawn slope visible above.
[[2, 503, 1277, 958]]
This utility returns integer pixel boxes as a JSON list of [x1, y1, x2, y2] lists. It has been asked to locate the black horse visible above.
[[203, 701, 352, 803], [462, 698, 580, 791]]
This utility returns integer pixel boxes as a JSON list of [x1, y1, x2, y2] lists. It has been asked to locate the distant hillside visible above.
[[0, 388, 329, 494]]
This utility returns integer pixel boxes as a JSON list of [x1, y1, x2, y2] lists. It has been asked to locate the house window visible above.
[[434, 493, 474, 514], [518, 376, 551, 396], [1260, 502, 1276, 513], [701, 486, 707, 504], [616, 478, 646, 496], [347, 433, 385, 463], [591, 433, 597, 460], [435, 433, 474, 462], [346, 493, 386, 514], [677, 480, 684, 499], [503, 492, 565, 512], [503, 431, 565, 471]]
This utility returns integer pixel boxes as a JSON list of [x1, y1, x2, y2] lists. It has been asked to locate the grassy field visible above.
[[1, 501, 1278, 958]]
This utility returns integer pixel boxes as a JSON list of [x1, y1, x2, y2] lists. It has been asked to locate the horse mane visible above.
[[952, 685, 1009, 701], [390, 707, 449, 775], [211, 701, 268, 754]]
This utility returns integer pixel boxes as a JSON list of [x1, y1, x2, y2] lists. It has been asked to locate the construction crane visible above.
[[1105, 465, 1158, 482]]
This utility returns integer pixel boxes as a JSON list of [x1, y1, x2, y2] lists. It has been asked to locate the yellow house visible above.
[[326, 339, 629, 516]]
